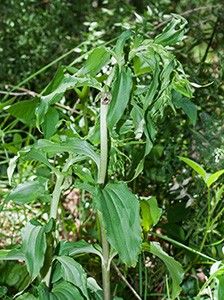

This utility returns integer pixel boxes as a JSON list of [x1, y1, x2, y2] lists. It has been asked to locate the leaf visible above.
[[139, 196, 162, 232], [0, 249, 25, 261], [22, 148, 56, 172], [206, 170, 224, 188], [36, 75, 102, 128], [39, 281, 85, 300], [114, 29, 132, 67], [21, 218, 54, 280], [172, 90, 197, 125], [41, 106, 59, 139], [15, 292, 37, 299], [87, 278, 123, 300], [73, 165, 95, 184], [96, 182, 142, 267], [178, 156, 207, 181], [56, 256, 89, 300], [59, 239, 102, 259], [154, 14, 188, 46], [43, 65, 65, 95], [77, 47, 110, 76], [5, 178, 49, 205], [6, 98, 39, 123], [143, 242, 184, 299], [35, 137, 100, 170], [107, 66, 133, 131]]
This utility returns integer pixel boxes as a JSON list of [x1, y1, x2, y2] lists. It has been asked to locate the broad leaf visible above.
[[0, 249, 25, 261], [154, 14, 188, 46], [59, 239, 102, 258], [35, 137, 100, 170], [6, 98, 39, 123], [39, 281, 84, 300], [22, 148, 56, 172], [143, 242, 184, 299], [43, 65, 65, 95], [41, 106, 59, 139], [36, 75, 102, 128], [107, 65, 133, 131], [15, 292, 37, 299], [5, 177, 49, 205], [178, 156, 207, 181], [21, 218, 54, 280], [87, 277, 123, 300], [56, 256, 89, 300], [139, 196, 162, 232], [96, 182, 142, 267], [77, 47, 110, 76], [73, 165, 95, 184]]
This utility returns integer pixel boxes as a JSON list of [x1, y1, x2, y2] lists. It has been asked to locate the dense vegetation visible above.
[[0, 1, 224, 299]]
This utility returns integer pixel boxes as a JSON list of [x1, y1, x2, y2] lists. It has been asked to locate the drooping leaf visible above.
[[5, 177, 49, 205], [96, 182, 142, 267], [59, 240, 102, 258], [41, 106, 59, 139], [21, 218, 54, 280], [139, 196, 162, 232], [87, 278, 123, 300], [172, 90, 197, 125], [6, 98, 39, 123], [0, 249, 25, 261], [143, 242, 184, 299], [36, 75, 102, 128], [35, 137, 100, 170], [56, 256, 89, 300], [39, 281, 84, 300], [77, 47, 110, 76], [154, 14, 188, 46], [114, 29, 132, 67], [73, 165, 95, 184], [43, 65, 65, 95], [107, 65, 133, 131], [178, 156, 207, 181]]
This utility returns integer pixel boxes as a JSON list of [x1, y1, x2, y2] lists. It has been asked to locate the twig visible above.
[[153, 4, 223, 30], [55, 102, 81, 114], [0, 83, 39, 97], [112, 261, 142, 300]]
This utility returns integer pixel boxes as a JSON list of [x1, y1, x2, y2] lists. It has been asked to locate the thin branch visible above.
[[0, 83, 39, 97], [153, 4, 223, 30], [112, 261, 142, 300]]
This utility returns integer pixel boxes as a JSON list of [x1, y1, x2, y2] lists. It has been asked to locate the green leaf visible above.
[[87, 278, 123, 300], [77, 47, 110, 76], [43, 65, 65, 95], [73, 165, 95, 184], [96, 182, 142, 267], [56, 256, 89, 300], [107, 66, 133, 131], [39, 281, 85, 300], [22, 148, 56, 172], [15, 292, 37, 299], [59, 239, 102, 258], [143, 242, 184, 299], [139, 196, 162, 232], [206, 170, 224, 188], [6, 98, 39, 123], [5, 177, 49, 205], [172, 91, 197, 125], [36, 75, 102, 128], [114, 29, 132, 67], [218, 276, 224, 300], [35, 137, 100, 170], [41, 106, 59, 139], [178, 156, 207, 181], [0, 96, 17, 111], [21, 218, 54, 280], [154, 14, 188, 46], [0, 249, 25, 261]]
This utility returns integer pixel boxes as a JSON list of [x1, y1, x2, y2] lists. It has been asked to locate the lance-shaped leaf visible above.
[[107, 66, 133, 131], [59, 239, 102, 259], [36, 75, 102, 128], [96, 182, 142, 267], [77, 47, 110, 76], [41, 106, 59, 139], [143, 242, 184, 299], [87, 277, 123, 300], [21, 218, 54, 280], [154, 14, 188, 46], [56, 256, 89, 300], [114, 29, 132, 67], [178, 156, 207, 181], [206, 170, 224, 188], [0, 249, 25, 261], [6, 98, 39, 123], [139, 196, 162, 232], [35, 137, 100, 170], [39, 281, 85, 300]]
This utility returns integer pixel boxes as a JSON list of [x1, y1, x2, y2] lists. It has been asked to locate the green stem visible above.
[[97, 97, 110, 300]]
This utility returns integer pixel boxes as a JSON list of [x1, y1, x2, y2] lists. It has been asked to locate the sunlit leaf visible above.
[[114, 29, 132, 67], [139, 196, 162, 232], [0, 249, 25, 261], [178, 156, 207, 181], [206, 170, 224, 188], [96, 182, 142, 267]]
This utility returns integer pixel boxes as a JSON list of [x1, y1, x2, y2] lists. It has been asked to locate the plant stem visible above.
[[97, 97, 110, 300]]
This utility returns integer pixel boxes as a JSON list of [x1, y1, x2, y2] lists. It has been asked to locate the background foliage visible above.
[[0, 0, 224, 299]]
